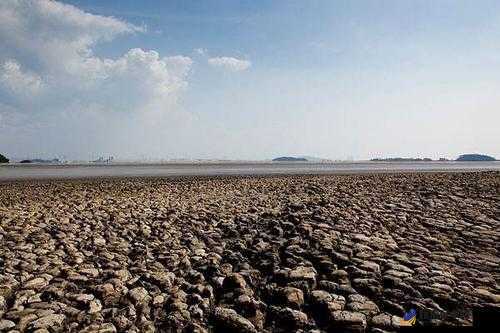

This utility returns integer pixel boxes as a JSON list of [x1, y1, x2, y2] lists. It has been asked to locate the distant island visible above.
[[456, 154, 496, 162], [19, 158, 61, 164], [272, 156, 308, 162], [0, 154, 9, 163], [371, 157, 432, 162]]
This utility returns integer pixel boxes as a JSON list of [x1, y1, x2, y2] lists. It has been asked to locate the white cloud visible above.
[[1, 60, 43, 95], [0, 0, 191, 115], [0, 0, 195, 159], [208, 56, 251, 72]]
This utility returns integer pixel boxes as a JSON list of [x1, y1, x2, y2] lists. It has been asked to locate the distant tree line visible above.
[[0, 154, 9, 163]]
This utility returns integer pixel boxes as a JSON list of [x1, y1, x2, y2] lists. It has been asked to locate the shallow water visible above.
[[1, 161, 499, 180]]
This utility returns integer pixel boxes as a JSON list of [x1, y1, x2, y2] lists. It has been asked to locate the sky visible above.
[[0, 0, 499, 161]]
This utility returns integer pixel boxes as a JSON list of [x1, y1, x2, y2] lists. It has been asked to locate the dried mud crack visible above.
[[0, 172, 499, 332]]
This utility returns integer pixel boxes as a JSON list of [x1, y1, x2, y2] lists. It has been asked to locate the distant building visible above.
[[91, 156, 115, 163]]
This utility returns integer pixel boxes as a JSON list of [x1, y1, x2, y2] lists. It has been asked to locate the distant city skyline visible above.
[[1, 0, 499, 160]]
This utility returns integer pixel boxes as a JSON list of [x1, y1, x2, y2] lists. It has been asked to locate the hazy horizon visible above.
[[1, 0, 499, 161]]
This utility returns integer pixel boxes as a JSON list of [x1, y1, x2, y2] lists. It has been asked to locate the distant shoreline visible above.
[[1, 161, 499, 181], [2, 159, 499, 167]]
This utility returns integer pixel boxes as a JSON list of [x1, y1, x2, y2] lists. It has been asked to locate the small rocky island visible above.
[[272, 157, 308, 162], [456, 154, 496, 162]]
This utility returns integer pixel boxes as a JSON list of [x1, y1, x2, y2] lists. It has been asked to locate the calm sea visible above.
[[0, 161, 499, 181]]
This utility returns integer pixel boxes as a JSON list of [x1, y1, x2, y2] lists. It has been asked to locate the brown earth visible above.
[[0, 172, 499, 332]]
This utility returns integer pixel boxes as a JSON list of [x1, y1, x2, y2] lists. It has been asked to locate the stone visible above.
[[289, 266, 317, 287], [129, 287, 151, 306], [29, 314, 66, 330], [330, 311, 367, 332], [475, 288, 500, 303], [370, 313, 400, 330], [346, 294, 379, 315], [268, 306, 309, 330], [79, 268, 99, 278], [212, 307, 257, 333], [0, 320, 16, 330], [223, 273, 247, 291], [310, 290, 346, 324], [24, 278, 48, 290], [277, 287, 304, 309], [89, 299, 102, 313]]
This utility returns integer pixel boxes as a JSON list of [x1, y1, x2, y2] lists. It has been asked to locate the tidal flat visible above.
[[0, 172, 499, 332]]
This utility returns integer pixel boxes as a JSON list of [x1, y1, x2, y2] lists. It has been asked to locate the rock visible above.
[[223, 273, 247, 291], [29, 314, 66, 330], [268, 306, 309, 330], [346, 294, 380, 315], [352, 278, 382, 297], [310, 290, 346, 324], [150, 271, 175, 288], [235, 295, 265, 329], [113, 314, 132, 331], [311, 290, 346, 307], [475, 288, 500, 303], [330, 311, 367, 332], [289, 266, 317, 287], [79, 268, 99, 278], [276, 287, 304, 309], [17, 313, 39, 331], [104, 324, 119, 333], [80, 323, 117, 333], [0, 320, 15, 331], [129, 287, 151, 306], [72, 293, 95, 303], [212, 307, 257, 333], [153, 295, 165, 306], [33, 329, 50, 333], [24, 278, 48, 290], [317, 280, 357, 296], [370, 313, 400, 330], [89, 299, 102, 313], [114, 269, 131, 282]]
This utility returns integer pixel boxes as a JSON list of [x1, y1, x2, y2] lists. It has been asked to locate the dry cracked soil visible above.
[[0, 172, 499, 332]]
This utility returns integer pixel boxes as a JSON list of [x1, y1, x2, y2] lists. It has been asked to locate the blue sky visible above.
[[1, 0, 499, 160]]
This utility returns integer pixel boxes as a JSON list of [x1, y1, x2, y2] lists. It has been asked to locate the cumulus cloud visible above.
[[0, 0, 191, 113], [0, 0, 194, 158], [208, 56, 251, 72], [0, 60, 43, 95]]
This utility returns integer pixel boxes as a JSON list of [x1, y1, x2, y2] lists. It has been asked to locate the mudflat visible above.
[[0, 172, 499, 332]]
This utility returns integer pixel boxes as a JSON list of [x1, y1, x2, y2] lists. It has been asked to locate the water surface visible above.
[[1, 161, 499, 181]]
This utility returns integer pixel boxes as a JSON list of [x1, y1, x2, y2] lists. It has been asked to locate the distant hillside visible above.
[[272, 156, 307, 162], [456, 154, 496, 162]]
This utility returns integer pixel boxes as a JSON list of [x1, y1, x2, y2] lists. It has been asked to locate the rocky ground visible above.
[[0, 172, 499, 332]]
